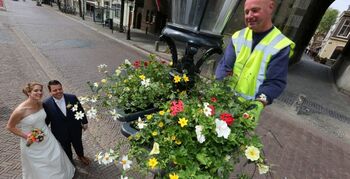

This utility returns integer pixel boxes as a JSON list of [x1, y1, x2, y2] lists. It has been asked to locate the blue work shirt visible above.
[[215, 28, 291, 104]]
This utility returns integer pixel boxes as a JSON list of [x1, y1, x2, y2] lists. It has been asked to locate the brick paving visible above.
[[1, 0, 350, 179]]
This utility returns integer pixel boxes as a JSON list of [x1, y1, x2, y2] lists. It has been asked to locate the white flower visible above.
[[78, 96, 89, 105], [203, 105, 212, 117], [149, 142, 160, 155], [215, 119, 231, 139], [90, 97, 97, 103], [95, 152, 103, 164], [86, 107, 97, 119], [71, 104, 78, 112], [257, 163, 269, 174], [141, 78, 150, 87], [101, 152, 113, 165], [195, 125, 206, 143], [121, 176, 128, 179], [74, 111, 85, 120], [245, 146, 260, 161], [137, 117, 147, 129], [97, 64, 108, 73], [115, 69, 121, 76], [120, 155, 132, 170], [124, 87, 130, 92], [124, 59, 131, 65], [224, 155, 231, 161], [110, 109, 122, 120], [93, 82, 99, 88]]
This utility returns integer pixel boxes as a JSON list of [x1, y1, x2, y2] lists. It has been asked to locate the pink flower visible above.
[[243, 113, 250, 119], [220, 113, 234, 126], [170, 100, 184, 116], [133, 60, 141, 68]]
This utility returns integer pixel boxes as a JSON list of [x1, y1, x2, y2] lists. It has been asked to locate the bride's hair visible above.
[[23, 82, 43, 97]]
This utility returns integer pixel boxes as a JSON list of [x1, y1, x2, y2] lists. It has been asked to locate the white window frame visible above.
[[337, 19, 350, 38]]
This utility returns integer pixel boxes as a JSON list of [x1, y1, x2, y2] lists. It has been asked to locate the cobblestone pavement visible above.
[[1, 0, 350, 178]]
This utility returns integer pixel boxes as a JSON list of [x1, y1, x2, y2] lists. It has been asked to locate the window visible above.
[[337, 19, 350, 38], [113, 4, 121, 18]]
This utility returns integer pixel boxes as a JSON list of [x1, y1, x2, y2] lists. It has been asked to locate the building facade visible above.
[[319, 7, 350, 61]]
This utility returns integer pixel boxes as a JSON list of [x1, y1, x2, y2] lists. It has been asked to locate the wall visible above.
[[319, 37, 347, 59]]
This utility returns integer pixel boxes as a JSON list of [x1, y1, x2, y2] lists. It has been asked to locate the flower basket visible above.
[[88, 55, 270, 178]]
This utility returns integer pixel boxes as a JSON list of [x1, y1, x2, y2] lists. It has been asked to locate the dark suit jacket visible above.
[[43, 93, 88, 143]]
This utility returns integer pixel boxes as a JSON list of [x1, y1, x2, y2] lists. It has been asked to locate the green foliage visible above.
[[317, 8, 339, 35]]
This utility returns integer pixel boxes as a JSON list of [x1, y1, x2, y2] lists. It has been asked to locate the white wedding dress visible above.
[[19, 108, 75, 179]]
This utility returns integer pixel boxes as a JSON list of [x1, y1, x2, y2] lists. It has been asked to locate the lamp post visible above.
[[127, 5, 133, 40], [160, 0, 238, 82]]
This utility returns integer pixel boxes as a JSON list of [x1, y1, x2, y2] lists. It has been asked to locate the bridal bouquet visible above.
[[26, 128, 45, 147]]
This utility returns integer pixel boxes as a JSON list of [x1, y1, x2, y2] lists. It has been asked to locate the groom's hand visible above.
[[82, 124, 88, 131]]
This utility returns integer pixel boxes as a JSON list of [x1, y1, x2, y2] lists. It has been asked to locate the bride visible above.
[[6, 82, 75, 179]]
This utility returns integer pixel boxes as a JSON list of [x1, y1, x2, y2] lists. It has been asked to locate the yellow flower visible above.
[[178, 118, 188, 127], [169, 61, 173, 66], [245, 146, 260, 161], [183, 74, 189, 82], [171, 135, 176, 141], [139, 75, 146, 80], [149, 142, 160, 155], [169, 173, 179, 179], [148, 157, 158, 169], [123, 79, 128, 83], [159, 111, 165, 115], [146, 115, 153, 121], [128, 136, 133, 140], [166, 109, 170, 113], [174, 75, 181, 83], [101, 79, 107, 83], [135, 133, 141, 140], [158, 122, 164, 128], [152, 131, 158, 136], [175, 140, 182, 145]]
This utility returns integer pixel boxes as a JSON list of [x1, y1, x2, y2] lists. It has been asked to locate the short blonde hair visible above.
[[22, 82, 43, 96]]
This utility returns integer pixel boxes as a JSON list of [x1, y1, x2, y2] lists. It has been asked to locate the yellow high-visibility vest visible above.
[[230, 27, 295, 100]]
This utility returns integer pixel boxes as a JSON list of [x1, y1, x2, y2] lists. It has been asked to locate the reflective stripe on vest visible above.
[[231, 27, 295, 100]]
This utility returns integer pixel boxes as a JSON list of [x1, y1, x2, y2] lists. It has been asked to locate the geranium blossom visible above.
[[74, 111, 85, 120], [148, 157, 158, 169], [170, 100, 184, 116], [149, 142, 160, 155], [220, 113, 234, 126], [195, 125, 206, 143], [120, 155, 132, 170], [245, 146, 260, 161], [215, 119, 231, 139]]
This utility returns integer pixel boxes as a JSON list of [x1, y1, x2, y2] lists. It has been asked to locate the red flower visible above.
[[220, 113, 234, 126], [210, 97, 217, 103], [133, 60, 141, 68], [170, 100, 184, 116], [144, 61, 149, 67]]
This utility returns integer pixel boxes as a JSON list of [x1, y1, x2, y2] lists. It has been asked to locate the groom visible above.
[[43, 80, 90, 165]]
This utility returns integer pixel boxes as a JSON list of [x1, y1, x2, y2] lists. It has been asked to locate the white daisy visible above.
[[74, 111, 85, 120]]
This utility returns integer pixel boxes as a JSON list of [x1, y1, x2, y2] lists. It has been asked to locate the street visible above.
[[1, 0, 350, 178]]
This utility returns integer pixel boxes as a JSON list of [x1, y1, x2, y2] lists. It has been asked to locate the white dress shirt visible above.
[[54, 97, 67, 116]]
